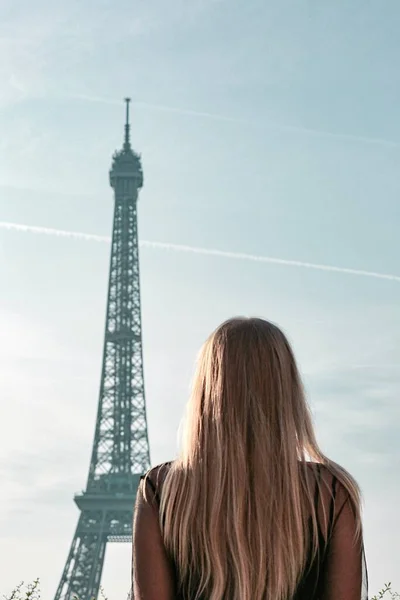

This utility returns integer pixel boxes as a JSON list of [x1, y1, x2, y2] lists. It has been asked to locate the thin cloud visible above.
[[67, 93, 247, 124], [1, 221, 400, 283], [68, 93, 400, 149], [350, 364, 400, 370]]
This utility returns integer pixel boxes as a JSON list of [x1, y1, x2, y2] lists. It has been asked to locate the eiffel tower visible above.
[[54, 98, 151, 600]]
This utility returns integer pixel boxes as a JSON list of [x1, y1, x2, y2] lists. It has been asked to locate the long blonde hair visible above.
[[159, 317, 361, 600]]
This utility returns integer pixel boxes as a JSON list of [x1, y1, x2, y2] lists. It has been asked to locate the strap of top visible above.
[[140, 473, 161, 505], [328, 474, 338, 538], [314, 463, 322, 509], [313, 464, 339, 544]]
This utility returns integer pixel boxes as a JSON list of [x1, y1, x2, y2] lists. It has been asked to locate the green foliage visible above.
[[4, 579, 41, 600], [3, 583, 114, 600], [371, 582, 400, 600], [4, 579, 399, 599]]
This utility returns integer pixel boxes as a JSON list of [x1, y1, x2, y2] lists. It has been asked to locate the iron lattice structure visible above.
[[54, 99, 150, 600]]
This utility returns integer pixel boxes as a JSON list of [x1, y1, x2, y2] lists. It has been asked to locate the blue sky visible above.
[[0, 0, 399, 596]]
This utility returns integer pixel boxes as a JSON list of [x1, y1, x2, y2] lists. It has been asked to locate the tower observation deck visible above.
[[54, 98, 150, 600]]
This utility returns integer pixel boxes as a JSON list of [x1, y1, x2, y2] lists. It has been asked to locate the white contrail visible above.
[[68, 93, 400, 149], [68, 93, 254, 125], [1, 221, 399, 283], [0, 221, 110, 243]]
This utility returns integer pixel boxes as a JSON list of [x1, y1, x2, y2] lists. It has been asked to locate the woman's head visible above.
[[160, 317, 361, 600], [183, 317, 318, 468]]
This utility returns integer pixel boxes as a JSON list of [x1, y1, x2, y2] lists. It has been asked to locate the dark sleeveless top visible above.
[[138, 462, 368, 600]]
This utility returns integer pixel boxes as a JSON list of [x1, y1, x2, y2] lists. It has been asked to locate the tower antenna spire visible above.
[[124, 97, 131, 150]]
